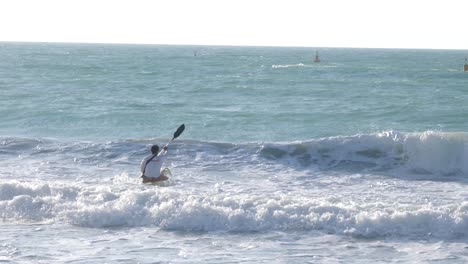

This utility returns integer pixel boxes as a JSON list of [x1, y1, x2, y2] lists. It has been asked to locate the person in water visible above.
[[140, 144, 169, 183]]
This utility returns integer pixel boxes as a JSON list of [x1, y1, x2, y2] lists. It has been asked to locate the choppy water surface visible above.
[[1, 43, 467, 263]]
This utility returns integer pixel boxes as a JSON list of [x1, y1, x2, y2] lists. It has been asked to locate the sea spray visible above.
[[1, 181, 467, 239]]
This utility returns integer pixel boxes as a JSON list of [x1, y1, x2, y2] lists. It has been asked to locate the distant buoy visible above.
[[314, 51, 320, 63]]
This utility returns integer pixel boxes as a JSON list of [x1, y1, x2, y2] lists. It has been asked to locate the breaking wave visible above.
[[260, 131, 468, 177], [0, 181, 467, 239], [2, 130, 468, 179]]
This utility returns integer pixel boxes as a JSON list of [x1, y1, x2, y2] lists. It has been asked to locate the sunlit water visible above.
[[1, 42, 467, 263]]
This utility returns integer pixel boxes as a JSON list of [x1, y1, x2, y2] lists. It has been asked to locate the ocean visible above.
[[1, 42, 467, 263]]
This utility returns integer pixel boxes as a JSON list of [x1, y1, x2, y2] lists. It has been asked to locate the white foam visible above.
[[403, 131, 468, 175], [1, 180, 466, 239], [271, 63, 305, 68]]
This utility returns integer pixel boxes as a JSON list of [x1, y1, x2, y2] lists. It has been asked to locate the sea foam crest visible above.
[[260, 131, 468, 176], [271, 63, 305, 68], [1, 181, 467, 239]]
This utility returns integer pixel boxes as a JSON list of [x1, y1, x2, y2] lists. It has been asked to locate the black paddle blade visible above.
[[173, 124, 185, 139]]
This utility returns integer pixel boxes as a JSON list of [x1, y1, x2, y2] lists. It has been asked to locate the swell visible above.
[[2, 130, 468, 178]]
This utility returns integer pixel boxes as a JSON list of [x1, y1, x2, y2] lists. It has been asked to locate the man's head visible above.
[[151, 145, 159, 154]]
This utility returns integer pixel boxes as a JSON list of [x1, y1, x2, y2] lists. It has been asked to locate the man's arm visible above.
[[158, 146, 168, 157], [140, 157, 148, 173]]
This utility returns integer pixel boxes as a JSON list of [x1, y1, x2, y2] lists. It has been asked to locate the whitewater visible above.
[[1, 42, 468, 263]]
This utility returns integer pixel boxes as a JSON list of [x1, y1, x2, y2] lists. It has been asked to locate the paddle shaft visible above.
[[158, 124, 185, 155]]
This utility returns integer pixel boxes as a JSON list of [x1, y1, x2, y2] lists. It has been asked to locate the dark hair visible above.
[[151, 145, 159, 154]]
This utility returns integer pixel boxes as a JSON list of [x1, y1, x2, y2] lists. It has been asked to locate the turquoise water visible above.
[[1, 42, 468, 263], [2, 43, 467, 142]]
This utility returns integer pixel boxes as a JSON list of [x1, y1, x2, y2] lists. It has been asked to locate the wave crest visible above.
[[260, 131, 468, 176], [2, 130, 467, 180]]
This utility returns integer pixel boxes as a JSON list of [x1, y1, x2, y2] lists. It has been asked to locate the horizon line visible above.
[[1, 40, 468, 52]]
